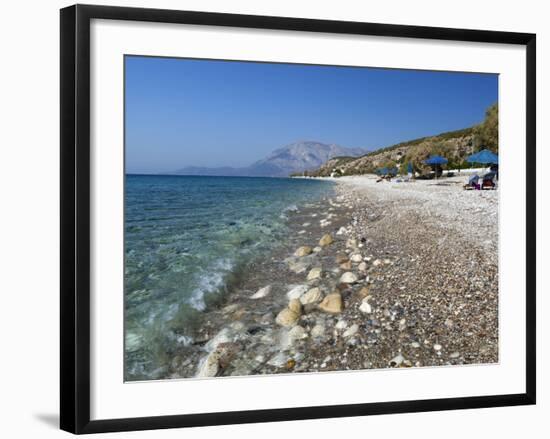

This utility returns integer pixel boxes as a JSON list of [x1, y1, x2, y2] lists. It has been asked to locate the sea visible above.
[[124, 174, 334, 380]]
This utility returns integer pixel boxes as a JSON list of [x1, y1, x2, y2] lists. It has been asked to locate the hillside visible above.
[[309, 103, 498, 177]]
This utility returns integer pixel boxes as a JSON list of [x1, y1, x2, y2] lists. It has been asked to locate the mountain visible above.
[[173, 141, 368, 177]]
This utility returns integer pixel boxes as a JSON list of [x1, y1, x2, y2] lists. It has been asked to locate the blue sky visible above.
[[125, 56, 498, 174]]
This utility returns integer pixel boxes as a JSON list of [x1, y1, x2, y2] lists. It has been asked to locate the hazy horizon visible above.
[[125, 56, 498, 174]]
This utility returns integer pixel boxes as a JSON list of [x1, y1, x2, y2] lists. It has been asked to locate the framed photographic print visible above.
[[60, 4, 536, 434]]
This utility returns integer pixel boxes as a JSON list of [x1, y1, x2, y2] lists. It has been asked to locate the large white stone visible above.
[[250, 285, 272, 299], [339, 272, 358, 284]]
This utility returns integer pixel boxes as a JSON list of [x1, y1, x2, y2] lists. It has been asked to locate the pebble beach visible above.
[[163, 175, 499, 380]]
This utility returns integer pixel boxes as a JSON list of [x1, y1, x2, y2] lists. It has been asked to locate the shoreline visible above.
[[145, 174, 498, 380]]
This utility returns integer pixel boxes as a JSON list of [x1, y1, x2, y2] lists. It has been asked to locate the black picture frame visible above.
[[60, 4, 536, 434]]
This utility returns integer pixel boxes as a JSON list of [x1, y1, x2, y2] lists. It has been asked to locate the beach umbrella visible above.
[[423, 155, 448, 181], [466, 149, 498, 165]]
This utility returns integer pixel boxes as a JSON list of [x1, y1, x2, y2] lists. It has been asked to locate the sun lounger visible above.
[[481, 172, 497, 190], [463, 174, 480, 190]]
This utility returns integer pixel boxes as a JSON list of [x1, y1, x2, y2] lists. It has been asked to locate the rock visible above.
[[286, 255, 314, 274], [339, 272, 358, 284], [196, 342, 240, 377], [222, 304, 240, 314], [389, 354, 405, 367], [125, 332, 142, 352], [356, 286, 370, 298], [343, 324, 359, 337], [411, 341, 421, 348], [350, 253, 363, 263], [339, 261, 352, 270], [335, 253, 349, 264], [288, 299, 302, 314], [313, 246, 322, 253], [250, 285, 271, 299], [267, 352, 288, 367], [346, 238, 358, 249], [336, 227, 347, 235], [196, 352, 220, 377], [215, 342, 240, 369], [433, 343, 442, 351], [450, 351, 460, 359], [311, 323, 326, 338], [275, 307, 300, 327], [319, 233, 334, 247], [359, 298, 372, 314], [294, 246, 313, 257], [204, 328, 232, 352], [373, 259, 383, 267], [398, 318, 407, 331], [358, 262, 368, 272], [318, 293, 343, 314], [286, 284, 309, 300], [335, 320, 348, 330], [288, 325, 308, 342], [307, 267, 322, 281], [300, 287, 323, 305]]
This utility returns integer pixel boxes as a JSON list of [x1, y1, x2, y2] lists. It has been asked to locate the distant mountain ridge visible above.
[[173, 141, 368, 177]]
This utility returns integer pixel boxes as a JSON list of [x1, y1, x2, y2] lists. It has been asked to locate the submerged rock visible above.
[[339, 272, 358, 284], [335, 253, 349, 264], [288, 325, 308, 343], [288, 299, 302, 314], [295, 246, 313, 257], [311, 323, 326, 338], [287, 257, 311, 274], [267, 352, 288, 367], [286, 284, 309, 300], [343, 324, 359, 337], [275, 308, 300, 327], [300, 287, 323, 305], [307, 267, 322, 281], [339, 261, 352, 270], [276, 299, 302, 327], [250, 285, 272, 299], [196, 351, 220, 377], [350, 253, 363, 263], [319, 233, 334, 247], [318, 292, 343, 314]]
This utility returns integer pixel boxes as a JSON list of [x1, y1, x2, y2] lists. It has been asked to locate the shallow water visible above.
[[124, 174, 334, 380]]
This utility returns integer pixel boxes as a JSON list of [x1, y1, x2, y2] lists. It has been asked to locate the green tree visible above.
[[474, 103, 498, 152]]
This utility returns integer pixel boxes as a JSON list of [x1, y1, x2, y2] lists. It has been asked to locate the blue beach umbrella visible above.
[[466, 149, 499, 165], [423, 155, 448, 166], [423, 155, 448, 181]]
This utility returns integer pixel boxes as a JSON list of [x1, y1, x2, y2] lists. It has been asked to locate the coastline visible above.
[[152, 174, 499, 380]]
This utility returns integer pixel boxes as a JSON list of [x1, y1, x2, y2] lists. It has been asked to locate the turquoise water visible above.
[[124, 174, 334, 379]]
